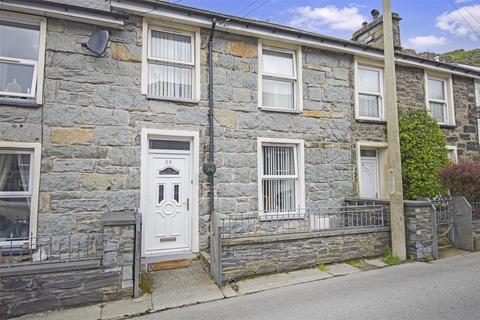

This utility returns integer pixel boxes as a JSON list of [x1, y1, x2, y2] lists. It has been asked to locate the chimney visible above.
[[352, 9, 402, 50]]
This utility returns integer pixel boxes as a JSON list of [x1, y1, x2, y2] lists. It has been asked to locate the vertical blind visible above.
[[358, 67, 382, 118], [428, 78, 447, 123], [262, 146, 297, 213], [148, 29, 194, 99], [262, 49, 295, 110]]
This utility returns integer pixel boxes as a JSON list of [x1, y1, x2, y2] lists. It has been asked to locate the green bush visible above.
[[399, 110, 449, 200]]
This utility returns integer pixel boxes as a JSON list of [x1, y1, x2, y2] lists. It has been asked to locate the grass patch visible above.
[[139, 270, 154, 294], [318, 263, 327, 272], [382, 248, 401, 266]]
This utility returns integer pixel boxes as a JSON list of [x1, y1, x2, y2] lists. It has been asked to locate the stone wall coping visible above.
[[0, 258, 102, 277], [222, 226, 390, 246], [102, 212, 136, 226], [403, 200, 433, 207], [345, 197, 433, 207], [344, 197, 391, 205]]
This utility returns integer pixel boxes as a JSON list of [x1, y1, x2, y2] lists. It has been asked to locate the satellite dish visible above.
[[82, 30, 109, 56]]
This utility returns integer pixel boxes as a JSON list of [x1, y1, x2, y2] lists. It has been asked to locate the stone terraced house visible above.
[[0, 0, 480, 315]]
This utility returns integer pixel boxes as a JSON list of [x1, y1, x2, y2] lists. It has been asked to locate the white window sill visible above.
[[439, 123, 457, 129], [259, 106, 302, 114], [356, 117, 386, 124], [146, 95, 200, 104], [0, 98, 40, 107]]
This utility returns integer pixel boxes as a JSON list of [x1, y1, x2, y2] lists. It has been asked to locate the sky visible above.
[[170, 0, 480, 53]]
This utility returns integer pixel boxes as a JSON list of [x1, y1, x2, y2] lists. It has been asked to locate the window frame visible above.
[[0, 142, 41, 246], [446, 145, 458, 164], [142, 19, 201, 102], [425, 72, 455, 126], [0, 12, 46, 104], [257, 137, 305, 218], [355, 59, 385, 121], [257, 39, 303, 113]]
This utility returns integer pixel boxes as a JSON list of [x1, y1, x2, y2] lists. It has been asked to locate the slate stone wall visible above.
[[221, 227, 391, 279], [0, 14, 477, 252], [0, 215, 135, 319], [404, 201, 437, 260], [0, 266, 124, 318], [345, 198, 437, 260]]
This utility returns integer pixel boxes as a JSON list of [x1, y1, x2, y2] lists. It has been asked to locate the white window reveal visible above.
[[0, 143, 41, 243], [356, 64, 384, 120], [258, 138, 305, 217], [0, 17, 45, 101], [258, 40, 302, 112], [426, 74, 454, 126], [144, 23, 200, 101], [447, 146, 458, 164]]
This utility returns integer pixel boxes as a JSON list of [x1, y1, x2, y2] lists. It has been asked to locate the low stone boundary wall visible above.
[[0, 260, 126, 317], [0, 213, 136, 318], [222, 227, 391, 280], [345, 198, 437, 260]]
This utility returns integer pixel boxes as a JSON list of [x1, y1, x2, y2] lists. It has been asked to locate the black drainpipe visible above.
[[207, 18, 217, 218]]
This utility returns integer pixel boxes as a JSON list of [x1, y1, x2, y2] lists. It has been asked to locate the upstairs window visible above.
[[258, 41, 302, 112], [0, 17, 44, 103], [262, 49, 296, 110], [146, 25, 199, 101], [356, 64, 384, 120], [426, 74, 454, 126]]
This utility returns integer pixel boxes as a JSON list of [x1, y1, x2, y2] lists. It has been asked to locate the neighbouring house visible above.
[[0, 0, 479, 317]]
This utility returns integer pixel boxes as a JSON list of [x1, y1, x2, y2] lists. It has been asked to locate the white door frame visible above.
[[356, 141, 387, 198], [140, 128, 200, 257]]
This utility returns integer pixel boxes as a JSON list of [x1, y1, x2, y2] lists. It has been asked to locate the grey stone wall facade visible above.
[[222, 227, 391, 279], [0, 12, 477, 253]]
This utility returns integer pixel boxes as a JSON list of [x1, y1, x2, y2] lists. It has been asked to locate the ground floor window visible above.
[[258, 138, 304, 215], [0, 144, 40, 242]]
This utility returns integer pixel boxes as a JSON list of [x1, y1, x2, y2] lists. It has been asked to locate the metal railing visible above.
[[220, 204, 385, 239], [472, 202, 480, 220], [431, 197, 454, 248], [0, 233, 102, 265]]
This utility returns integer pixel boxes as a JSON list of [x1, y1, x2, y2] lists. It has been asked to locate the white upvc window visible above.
[[425, 73, 454, 125], [355, 62, 384, 120], [0, 13, 46, 104], [257, 138, 305, 216], [0, 142, 41, 244], [258, 40, 303, 112], [447, 145, 458, 164], [142, 20, 200, 101]]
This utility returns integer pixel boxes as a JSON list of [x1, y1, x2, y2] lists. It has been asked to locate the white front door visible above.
[[145, 143, 192, 255], [360, 150, 379, 198]]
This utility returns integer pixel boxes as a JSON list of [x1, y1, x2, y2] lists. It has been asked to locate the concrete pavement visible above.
[[135, 252, 480, 320]]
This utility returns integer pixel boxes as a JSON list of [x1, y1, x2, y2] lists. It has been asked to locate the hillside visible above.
[[440, 49, 480, 67]]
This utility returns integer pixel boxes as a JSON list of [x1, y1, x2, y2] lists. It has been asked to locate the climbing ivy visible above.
[[399, 110, 449, 200]]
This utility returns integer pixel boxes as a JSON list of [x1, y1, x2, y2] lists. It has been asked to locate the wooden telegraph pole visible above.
[[382, 0, 407, 261]]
